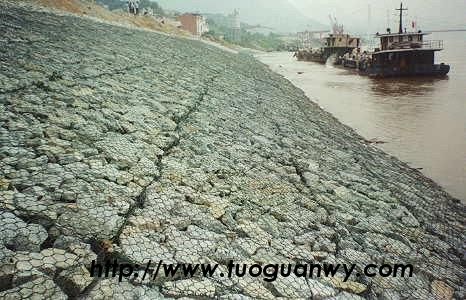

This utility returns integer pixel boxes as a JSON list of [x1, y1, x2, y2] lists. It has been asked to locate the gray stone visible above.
[[302, 172, 319, 186], [271, 274, 311, 298], [0, 276, 67, 300], [0, 211, 48, 252], [339, 249, 372, 264], [162, 278, 216, 298], [328, 291, 365, 300], [56, 265, 93, 296], [0, 2, 464, 299], [308, 279, 337, 299], [219, 294, 253, 300]]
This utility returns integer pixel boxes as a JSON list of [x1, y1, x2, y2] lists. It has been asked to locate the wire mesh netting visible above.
[[0, 1, 464, 299]]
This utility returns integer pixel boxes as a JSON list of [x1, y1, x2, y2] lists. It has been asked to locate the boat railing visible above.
[[421, 40, 444, 49], [385, 40, 444, 50]]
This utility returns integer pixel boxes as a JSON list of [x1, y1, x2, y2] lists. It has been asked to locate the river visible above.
[[257, 31, 466, 202]]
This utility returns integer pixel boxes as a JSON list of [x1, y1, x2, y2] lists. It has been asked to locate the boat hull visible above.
[[296, 46, 357, 64], [296, 50, 326, 63], [363, 64, 450, 77], [297, 55, 326, 63], [342, 59, 358, 69]]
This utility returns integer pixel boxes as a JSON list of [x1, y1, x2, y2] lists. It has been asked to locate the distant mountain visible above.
[[156, 0, 327, 33]]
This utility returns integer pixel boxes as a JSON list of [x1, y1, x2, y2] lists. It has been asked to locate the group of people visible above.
[[127, 0, 140, 15], [339, 49, 372, 70], [127, 1, 154, 16]]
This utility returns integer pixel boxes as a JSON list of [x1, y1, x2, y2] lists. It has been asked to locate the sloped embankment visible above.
[[0, 1, 464, 299]]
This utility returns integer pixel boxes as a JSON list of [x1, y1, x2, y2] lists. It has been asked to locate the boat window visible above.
[[408, 35, 413, 41], [389, 36, 393, 42]]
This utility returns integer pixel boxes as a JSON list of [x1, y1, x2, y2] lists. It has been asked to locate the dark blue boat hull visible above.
[[362, 64, 450, 78]]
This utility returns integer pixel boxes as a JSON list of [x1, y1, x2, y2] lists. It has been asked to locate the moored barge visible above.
[[341, 3, 450, 77], [295, 19, 361, 64]]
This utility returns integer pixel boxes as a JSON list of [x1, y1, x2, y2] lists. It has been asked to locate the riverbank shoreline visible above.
[[1, 2, 465, 299], [255, 55, 462, 206], [256, 51, 466, 203]]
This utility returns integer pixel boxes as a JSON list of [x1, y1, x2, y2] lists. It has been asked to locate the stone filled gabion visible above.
[[0, 1, 465, 299]]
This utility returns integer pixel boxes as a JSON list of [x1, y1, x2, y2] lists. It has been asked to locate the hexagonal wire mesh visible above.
[[0, 1, 464, 299]]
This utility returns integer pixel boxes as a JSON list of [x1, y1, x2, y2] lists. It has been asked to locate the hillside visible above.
[[26, 0, 187, 35], [0, 1, 464, 299], [157, 0, 327, 33]]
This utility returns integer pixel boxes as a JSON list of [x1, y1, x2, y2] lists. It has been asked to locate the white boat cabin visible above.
[[376, 31, 436, 51]]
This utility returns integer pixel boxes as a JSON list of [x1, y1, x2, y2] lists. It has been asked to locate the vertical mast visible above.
[[367, 4, 371, 40], [386, 9, 390, 29], [396, 2, 408, 33]]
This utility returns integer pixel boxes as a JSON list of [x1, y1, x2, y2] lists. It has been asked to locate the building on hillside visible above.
[[177, 13, 209, 37]]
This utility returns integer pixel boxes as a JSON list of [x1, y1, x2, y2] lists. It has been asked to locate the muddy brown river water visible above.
[[257, 32, 466, 202]]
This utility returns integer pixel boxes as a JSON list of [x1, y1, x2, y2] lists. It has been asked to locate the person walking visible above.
[[134, 0, 140, 16], [127, 0, 134, 15]]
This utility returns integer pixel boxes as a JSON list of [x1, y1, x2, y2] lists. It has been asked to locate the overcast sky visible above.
[[157, 0, 466, 33], [288, 0, 466, 32]]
